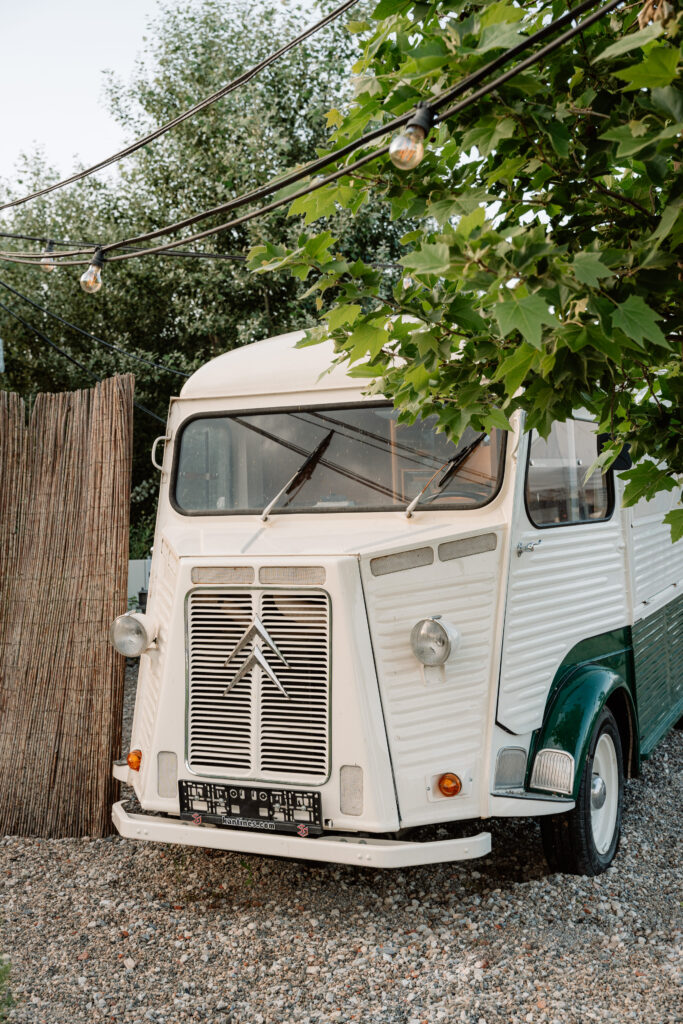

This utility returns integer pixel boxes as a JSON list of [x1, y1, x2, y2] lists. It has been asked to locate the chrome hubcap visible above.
[[590, 733, 619, 855], [591, 775, 606, 809]]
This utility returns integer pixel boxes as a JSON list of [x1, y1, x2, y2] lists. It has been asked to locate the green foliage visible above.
[[248, 0, 683, 538], [129, 478, 157, 559], [0, 959, 12, 1022], [492, 294, 558, 350], [0, 0, 400, 541], [664, 508, 683, 541]]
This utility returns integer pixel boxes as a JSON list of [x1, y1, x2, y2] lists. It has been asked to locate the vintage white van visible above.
[[110, 331, 683, 874]]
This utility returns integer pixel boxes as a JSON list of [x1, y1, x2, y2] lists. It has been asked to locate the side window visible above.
[[525, 419, 613, 527]]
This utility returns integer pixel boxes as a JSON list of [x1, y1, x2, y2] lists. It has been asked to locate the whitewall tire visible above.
[[540, 707, 624, 876]]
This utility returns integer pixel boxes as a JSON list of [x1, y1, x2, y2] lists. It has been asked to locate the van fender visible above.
[[528, 666, 638, 800]]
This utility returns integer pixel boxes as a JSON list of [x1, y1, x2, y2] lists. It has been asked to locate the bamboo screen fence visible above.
[[0, 375, 134, 837]]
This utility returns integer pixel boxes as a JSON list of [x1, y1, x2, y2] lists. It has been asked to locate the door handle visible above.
[[151, 435, 169, 471], [516, 539, 542, 557]]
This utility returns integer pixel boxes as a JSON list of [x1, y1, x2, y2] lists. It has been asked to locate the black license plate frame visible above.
[[178, 780, 323, 836]]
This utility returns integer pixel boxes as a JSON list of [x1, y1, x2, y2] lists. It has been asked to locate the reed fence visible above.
[[0, 375, 134, 837]]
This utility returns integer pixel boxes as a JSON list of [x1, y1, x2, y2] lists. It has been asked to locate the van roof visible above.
[[180, 330, 364, 401]]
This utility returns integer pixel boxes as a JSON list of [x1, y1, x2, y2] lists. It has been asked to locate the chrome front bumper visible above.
[[112, 801, 491, 869]]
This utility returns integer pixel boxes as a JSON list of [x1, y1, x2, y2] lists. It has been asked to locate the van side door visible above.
[[497, 417, 629, 735]]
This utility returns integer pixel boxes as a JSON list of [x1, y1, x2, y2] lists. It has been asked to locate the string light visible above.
[[40, 241, 56, 273], [90, 0, 612, 260], [80, 248, 104, 294], [389, 104, 435, 171]]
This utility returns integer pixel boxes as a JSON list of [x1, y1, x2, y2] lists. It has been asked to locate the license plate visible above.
[[178, 780, 323, 836]]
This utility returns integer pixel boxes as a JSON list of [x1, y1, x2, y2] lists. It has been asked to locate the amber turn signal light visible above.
[[437, 772, 462, 797], [127, 749, 142, 772]]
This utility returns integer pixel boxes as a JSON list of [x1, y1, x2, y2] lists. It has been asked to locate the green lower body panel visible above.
[[632, 592, 683, 755]]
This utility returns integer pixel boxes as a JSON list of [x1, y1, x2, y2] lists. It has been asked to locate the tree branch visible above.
[[587, 178, 656, 220]]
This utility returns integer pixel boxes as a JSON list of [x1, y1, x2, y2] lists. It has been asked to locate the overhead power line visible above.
[[94, 0, 616, 260], [435, 0, 622, 122], [0, 0, 360, 214], [0, 146, 395, 267], [0, 299, 166, 423], [0, 231, 248, 262], [0, 230, 396, 268], [0, 278, 190, 378], [0, 0, 618, 270]]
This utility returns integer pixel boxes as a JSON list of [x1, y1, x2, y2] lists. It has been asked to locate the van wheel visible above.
[[540, 707, 623, 876]]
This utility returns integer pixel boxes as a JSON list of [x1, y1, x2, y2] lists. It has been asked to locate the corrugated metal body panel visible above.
[[499, 521, 628, 734], [631, 493, 683, 606], [633, 592, 683, 754], [633, 605, 671, 751], [668, 594, 683, 698], [361, 534, 503, 825], [135, 548, 176, 756]]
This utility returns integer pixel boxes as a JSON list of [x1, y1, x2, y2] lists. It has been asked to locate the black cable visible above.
[[0, 279, 190, 378], [0, 0, 622, 268], [0, 0, 608, 264], [430, 0, 607, 113], [88, 0, 620, 265], [0, 0, 360, 213], [105, 144, 391, 260], [435, 0, 623, 122], [0, 231, 248, 262], [0, 236, 398, 271], [95, 0, 612, 257], [0, 142, 402, 265], [0, 299, 166, 423]]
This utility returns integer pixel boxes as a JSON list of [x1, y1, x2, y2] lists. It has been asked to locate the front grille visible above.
[[187, 589, 330, 781]]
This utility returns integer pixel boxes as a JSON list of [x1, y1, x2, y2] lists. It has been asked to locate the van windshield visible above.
[[173, 404, 505, 515]]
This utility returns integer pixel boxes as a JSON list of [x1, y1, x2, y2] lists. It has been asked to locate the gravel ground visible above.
[[1, 665, 681, 1024]]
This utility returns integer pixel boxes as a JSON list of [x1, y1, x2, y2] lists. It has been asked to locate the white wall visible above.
[[128, 558, 152, 602]]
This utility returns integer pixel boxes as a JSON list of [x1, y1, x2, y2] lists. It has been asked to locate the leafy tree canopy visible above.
[[249, 0, 683, 540]]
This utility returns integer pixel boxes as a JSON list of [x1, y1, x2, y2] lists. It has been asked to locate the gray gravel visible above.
[[1, 665, 681, 1024]]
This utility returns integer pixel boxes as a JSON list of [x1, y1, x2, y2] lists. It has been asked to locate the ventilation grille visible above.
[[370, 546, 434, 576], [259, 566, 326, 586], [189, 592, 253, 771], [438, 533, 497, 562], [191, 566, 255, 585], [188, 589, 330, 781]]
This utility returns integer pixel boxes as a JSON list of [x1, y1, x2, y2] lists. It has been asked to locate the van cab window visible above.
[[173, 404, 505, 515], [525, 419, 613, 527]]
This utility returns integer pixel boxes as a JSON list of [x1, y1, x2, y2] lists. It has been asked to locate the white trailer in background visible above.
[[110, 331, 683, 873]]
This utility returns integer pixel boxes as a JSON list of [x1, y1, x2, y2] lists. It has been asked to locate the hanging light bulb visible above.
[[40, 240, 56, 273], [80, 248, 104, 294], [389, 103, 435, 171], [389, 126, 425, 171]]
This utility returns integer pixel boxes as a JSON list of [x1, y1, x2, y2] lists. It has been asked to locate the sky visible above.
[[0, 0, 162, 184]]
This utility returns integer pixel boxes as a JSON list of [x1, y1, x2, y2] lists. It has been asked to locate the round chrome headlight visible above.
[[410, 616, 458, 666], [109, 612, 154, 657]]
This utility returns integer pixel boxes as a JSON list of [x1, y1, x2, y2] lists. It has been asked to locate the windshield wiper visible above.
[[405, 432, 487, 518], [261, 430, 335, 521]]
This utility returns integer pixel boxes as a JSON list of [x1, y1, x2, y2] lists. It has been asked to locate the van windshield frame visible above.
[[171, 403, 507, 516]]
